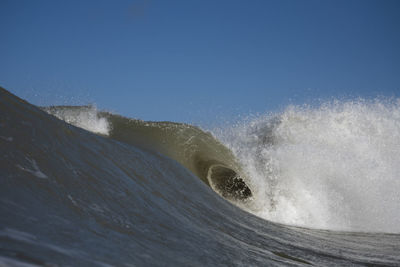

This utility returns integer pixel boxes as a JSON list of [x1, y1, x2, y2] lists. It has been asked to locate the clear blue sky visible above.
[[1, 0, 399, 124]]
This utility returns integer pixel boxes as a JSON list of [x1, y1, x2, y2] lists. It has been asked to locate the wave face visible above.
[[217, 100, 400, 233], [44, 105, 247, 197], [1, 87, 400, 266]]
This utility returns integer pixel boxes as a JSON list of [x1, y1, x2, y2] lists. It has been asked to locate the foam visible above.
[[17, 157, 48, 179], [216, 99, 400, 233], [45, 105, 110, 135]]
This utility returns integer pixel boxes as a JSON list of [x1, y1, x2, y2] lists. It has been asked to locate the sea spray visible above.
[[216, 99, 400, 233], [44, 105, 110, 135]]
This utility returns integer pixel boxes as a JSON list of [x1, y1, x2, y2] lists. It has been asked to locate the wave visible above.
[[44, 98, 400, 233], [1, 86, 399, 266], [44, 105, 253, 201]]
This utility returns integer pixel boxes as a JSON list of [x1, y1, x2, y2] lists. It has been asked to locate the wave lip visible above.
[[43, 105, 110, 135]]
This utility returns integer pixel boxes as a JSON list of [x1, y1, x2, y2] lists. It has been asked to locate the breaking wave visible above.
[[216, 99, 400, 233], [1, 86, 399, 266], [45, 97, 400, 233]]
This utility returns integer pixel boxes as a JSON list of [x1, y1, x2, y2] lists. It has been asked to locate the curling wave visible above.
[[45, 98, 400, 233], [44, 105, 253, 202], [1, 87, 399, 266]]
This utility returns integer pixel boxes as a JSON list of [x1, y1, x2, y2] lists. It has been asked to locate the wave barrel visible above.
[[208, 165, 252, 200]]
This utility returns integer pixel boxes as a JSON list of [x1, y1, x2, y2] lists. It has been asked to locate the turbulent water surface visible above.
[[1, 87, 400, 266]]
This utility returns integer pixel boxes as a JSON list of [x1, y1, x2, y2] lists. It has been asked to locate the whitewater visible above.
[[1, 87, 400, 266], [215, 100, 400, 233]]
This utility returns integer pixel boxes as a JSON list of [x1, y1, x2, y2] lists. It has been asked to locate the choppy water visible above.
[[1, 87, 399, 266]]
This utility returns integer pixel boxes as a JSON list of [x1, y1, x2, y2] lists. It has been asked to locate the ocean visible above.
[[1, 87, 399, 266]]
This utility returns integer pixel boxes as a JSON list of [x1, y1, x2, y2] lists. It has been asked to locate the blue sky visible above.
[[1, 0, 399, 124]]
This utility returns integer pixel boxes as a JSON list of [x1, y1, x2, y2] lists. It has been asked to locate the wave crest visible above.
[[44, 105, 110, 135]]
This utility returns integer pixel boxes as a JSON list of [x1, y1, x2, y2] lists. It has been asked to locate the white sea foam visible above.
[[46, 106, 110, 135], [17, 157, 48, 179], [216, 99, 400, 233]]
